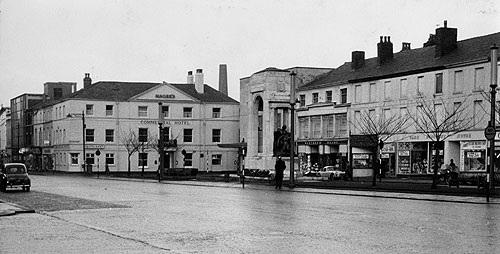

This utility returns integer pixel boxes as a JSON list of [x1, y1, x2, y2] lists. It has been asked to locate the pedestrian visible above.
[[274, 156, 286, 189], [448, 159, 456, 172], [105, 162, 110, 175]]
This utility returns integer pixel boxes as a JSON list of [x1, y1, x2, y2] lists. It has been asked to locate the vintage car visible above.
[[318, 166, 345, 181], [0, 163, 31, 192]]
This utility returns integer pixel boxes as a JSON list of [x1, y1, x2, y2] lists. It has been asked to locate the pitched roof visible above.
[[300, 32, 500, 90], [69, 81, 238, 103], [169, 83, 239, 103], [70, 82, 159, 101]]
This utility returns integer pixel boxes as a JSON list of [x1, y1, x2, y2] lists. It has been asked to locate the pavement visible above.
[[1, 174, 499, 216]]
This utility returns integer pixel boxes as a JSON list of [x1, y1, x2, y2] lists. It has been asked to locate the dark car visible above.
[[0, 163, 31, 192]]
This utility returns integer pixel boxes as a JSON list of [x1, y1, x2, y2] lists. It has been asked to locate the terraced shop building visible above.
[[31, 70, 240, 174], [296, 22, 500, 178]]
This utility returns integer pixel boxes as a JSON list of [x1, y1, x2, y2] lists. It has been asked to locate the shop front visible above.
[[297, 140, 346, 173], [396, 142, 441, 175], [461, 141, 486, 172]]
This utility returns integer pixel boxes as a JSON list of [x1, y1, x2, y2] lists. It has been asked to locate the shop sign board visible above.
[[353, 154, 370, 159], [350, 134, 377, 147], [462, 141, 486, 150]]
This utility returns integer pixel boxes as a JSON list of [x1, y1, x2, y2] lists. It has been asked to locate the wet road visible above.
[[1, 175, 499, 253]]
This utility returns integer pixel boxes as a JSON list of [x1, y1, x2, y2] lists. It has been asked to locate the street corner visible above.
[[0, 200, 35, 216]]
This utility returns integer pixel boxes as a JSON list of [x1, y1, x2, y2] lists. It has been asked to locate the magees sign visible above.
[[155, 94, 175, 99]]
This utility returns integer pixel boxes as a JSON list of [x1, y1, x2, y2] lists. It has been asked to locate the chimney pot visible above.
[[218, 64, 228, 96], [187, 71, 194, 84], [444, 20, 447, 28], [83, 73, 92, 88]]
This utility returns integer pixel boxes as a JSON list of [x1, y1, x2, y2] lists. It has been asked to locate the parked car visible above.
[[0, 163, 31, 192], [319, 166, 345, 181]]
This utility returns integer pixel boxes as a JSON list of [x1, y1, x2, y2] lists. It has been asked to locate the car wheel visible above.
[[25, 187, 30, 192], [329, 174, 334, 181]]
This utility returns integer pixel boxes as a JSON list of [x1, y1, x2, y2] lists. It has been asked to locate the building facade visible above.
[[296, 22, 500, 178], [240, 67, 332, 172], [0, 106, 11, 160], [31, 70, 240, 174]]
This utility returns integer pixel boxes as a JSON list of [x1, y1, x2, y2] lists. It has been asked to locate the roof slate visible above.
[[300, 32, 500, 90]]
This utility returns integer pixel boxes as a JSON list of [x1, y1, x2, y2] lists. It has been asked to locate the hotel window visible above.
[[322, 115, 334, 138], [299, 95, 306, 107], [340, 88, 347, 104], [212, 108, 221, 118], [384, 81, 392, 100], [105, 129, 114, 142], [138, 153, 148, 167], [106, 105, 113, 116], [183, 107, 193, 118], [212, 129, 221, 143], [474, 67, 485, 91], [453, 70, 464, 93], [435, 73, 443, 94], [299, 117, 309, 138], [369, 83, 376, 102], [312, 93, 319, 103], [400, 79, 408, 99], [138, 128, 148, 142], [161, 106, 169, 118], [212, 154, 222, 165], [355, 85, 362, 103], [138, 106, 148, 117], [86, 104, 94, 116], [184, 129, 193, 143], [326, 91, 332, 102], [85, 129, 95, 142], [417, 76, 424, 95], [86, 153, 95, 165], [105, 153, 115, 165], [70, 153, 79, 165], [184, 153, 193, 166]]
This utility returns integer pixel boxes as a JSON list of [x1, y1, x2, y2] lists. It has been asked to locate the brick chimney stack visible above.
[[218, 64, 228, 96], [195, 69, 204, 94], [83, 73, 92, 88], [351, 51, 365, 70], [435, 20, 457, 57], [401, 42, 411, 51], [377, 36, 394, 65]]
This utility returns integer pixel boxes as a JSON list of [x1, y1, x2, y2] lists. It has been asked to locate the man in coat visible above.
[[275, 156, 286, 189]]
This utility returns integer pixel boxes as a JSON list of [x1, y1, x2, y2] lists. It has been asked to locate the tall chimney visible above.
[[218, 64, 228, 96], [377, 36, 393, 65], [83, 73, 92, 88], [434, 20, 457, 57], [195, 69, 204, 94], [187, 71, 194, 84], [351, 51, 365, 70]]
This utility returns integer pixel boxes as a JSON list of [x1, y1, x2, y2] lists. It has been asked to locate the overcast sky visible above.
[[0, 0, 499, 107]]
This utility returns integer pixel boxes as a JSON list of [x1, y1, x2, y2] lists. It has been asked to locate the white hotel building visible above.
[[31, 68, 240, 173]]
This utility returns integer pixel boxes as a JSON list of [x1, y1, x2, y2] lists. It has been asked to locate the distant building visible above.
[[0, 106, 11, 160]]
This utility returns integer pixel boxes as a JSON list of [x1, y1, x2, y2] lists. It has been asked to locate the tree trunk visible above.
[[431, 142, 439, 189], [128, 154, 131, 177]]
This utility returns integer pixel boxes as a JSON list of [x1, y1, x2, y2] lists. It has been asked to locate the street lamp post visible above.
[[82, 110, 87, 175], [67, 111, 86, 175], [289, 71, 297, 188], [158, 102, 164, 182], [488, 44, 498, 202]]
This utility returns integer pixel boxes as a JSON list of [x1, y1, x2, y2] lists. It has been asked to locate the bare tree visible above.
[[351, 106, 411, 185], [408, 91, 478, 188], [479, 90, 500, 125], [119, 128, 140, 176], [138, 132, 158, 176]]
